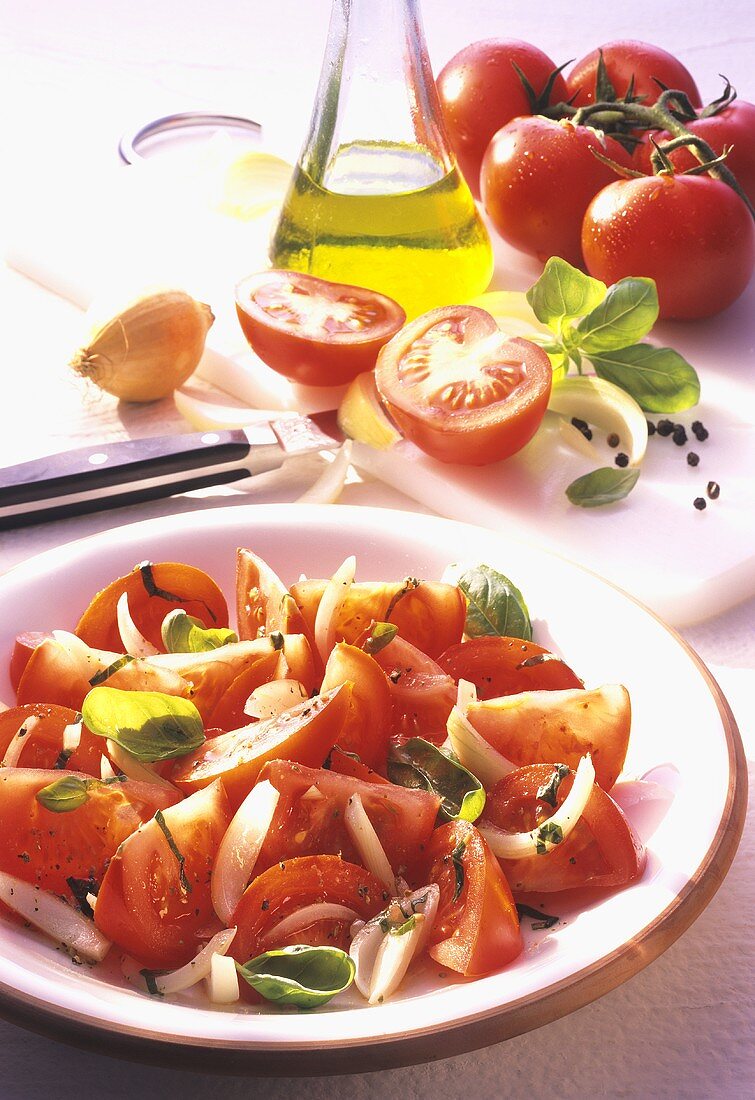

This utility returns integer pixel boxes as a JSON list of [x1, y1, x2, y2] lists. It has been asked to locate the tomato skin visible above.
[[633, 100, 755, 206], [255, 759, 440, 881], [0, 768, 179, 899], [438, 637, 582, 700], [235, 271, 406, 387], [365, 634, 457, 745], [10, 632, 53, 693], [231, 855, 387, 968], [424, 820, 522, 977], [325, 745, 390, 785], [0, 703, 103, 776], [482, 763, 645, 893], [375, 307, 553, 466], [436, 39, 568, 199], [75, 562, 228, 652], [481, 118, 632, 267], [582, 174, 755, 319], [566, 40, 701, 109], [171, 683, 351, 808], [94, 781, 231, 969], [320, 642, 393, 771]]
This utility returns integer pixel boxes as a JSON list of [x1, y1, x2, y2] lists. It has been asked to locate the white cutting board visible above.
[[5, 155, 755, 626]]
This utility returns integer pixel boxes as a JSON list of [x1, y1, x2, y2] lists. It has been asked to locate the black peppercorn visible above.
[[692, 420, 709, 442], [707, 481, 720, 499], [615, 452, 629, 468], [657, 419, 674, 437], [693, 497, 707, 511], [687, 452, 699, 467], [673, 425, 688, 446], [607, 432, 620, 448], [646, 420, 657, 436]]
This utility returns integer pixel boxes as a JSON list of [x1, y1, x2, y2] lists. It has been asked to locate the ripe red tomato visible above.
[[634, 100, 755, 205], [482, 763, 645, 893], [424, 819, 522, 977], [436, 39, 568, 199], [566, 41, 701, 108], [364, 634, 457, 745], [375, 306, 552, 465], [582, 174, 755, 319], [437, 637, 582, 699], [171, 683, 351, 807], [94, 781, 230, 969], [481, 118, 632, 267], [235, 547, 306, 641], [0, 768, 179, 899], [75, 562, 229, 652], [9, 632, 52, 693], [320, 642, 393, 770], [235, 271, 406, 387], [202, 650, 281, 731], [0, 703, 104, 776], [255, 760, 440, 881]]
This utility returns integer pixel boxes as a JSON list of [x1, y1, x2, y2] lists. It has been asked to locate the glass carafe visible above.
[[269, 0, 493, 318]]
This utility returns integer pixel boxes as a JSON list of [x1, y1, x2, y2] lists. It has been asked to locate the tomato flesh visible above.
[[235, 547, 306, 640], [438, 636, 583, 699], [365, 634, 457, 745], [235, 271, 406, 386], [320, 642, 393, 771], [0, 703, 103, 776], [375, 307, 552, 465]]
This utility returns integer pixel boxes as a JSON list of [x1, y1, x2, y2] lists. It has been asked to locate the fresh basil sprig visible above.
[[449, 563, 532, 641], [81, 686, 205, 762], [161, 609, 238, 653], [236, 945, 355, 1009], [387, 738, 485, 823]]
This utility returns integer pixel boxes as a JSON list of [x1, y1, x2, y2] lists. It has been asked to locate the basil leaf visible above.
[[451, 839, 466, 902], [589, 344, 701, 413], [576, 278, 659, 353], [566, 466, 640, 508], [362, 621, 399, 656], [36, 775, 91, 813], [81, 686, 205, 762], [161, 609, 238, 653], [526, 257, 606, 332], [453, 564, 532, 642], [236, 945, 355, 1009], [387, 738, 485, 823]]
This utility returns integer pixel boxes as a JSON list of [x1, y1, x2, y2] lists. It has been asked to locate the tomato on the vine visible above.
[[375, 306, 552, 466], [566, 40, 701, 108], [436, 39, 568, 198], [235, 271, 406, 386], [582, 174, 755, 319], [481, 117, 632, 268]]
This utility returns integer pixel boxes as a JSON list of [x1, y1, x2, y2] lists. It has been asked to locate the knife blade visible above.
[[0, 410, 344, 530]]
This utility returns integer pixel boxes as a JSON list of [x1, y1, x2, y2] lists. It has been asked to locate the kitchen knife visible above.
[[0, 410, 344, 530]]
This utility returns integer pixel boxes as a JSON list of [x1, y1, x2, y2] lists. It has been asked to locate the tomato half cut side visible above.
[[375, 307, 553, 465], [424, 820, 522, 977], [438, 637, 583, 699], [75, 562, 228, 652], [481, 763, 645, 893], [235, 271, 406, 387]]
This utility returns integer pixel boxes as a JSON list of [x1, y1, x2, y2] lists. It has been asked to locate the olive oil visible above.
[[269, 142, 493, 319]]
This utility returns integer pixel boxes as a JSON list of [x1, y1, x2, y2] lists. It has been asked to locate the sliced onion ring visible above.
[[296, 440, 353, 505], [262, 903, 358, 946], [154, 927, 237, 995], [212, 780, 280, 925], [244, 679, 308, 720], [350, 885, 439, 1001], [205, 951, 240, 1004], [106, 739, 179, 792], [314, 555, 356, 665], [368, 913, 425, 1005], [117, 592, 159, 657], [0, 871, 111, 962], [1, 716, 40, 768], [344, 791, 394, 892]]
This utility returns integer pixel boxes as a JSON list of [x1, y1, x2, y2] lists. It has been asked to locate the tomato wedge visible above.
[[0, 768, 180, 899], [438, 637, 583, 699], [235, 271, 406, 386], [320, 642, 392, 770], [375, 306, 553, 465], [255, 760, 440, 881], [0, 703, 102, 776], [76, 562, 228, 652], [171, 683, 351, 807], [365, 634, 457, 745], [481, 763, 645, 893], [424, 820, 522, 977], [10, 631, 53, 692], [94, 781, 231, 969], [236, 547, 306, 640]]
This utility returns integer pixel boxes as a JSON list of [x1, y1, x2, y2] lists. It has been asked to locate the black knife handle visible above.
[[0, 431, 251, 508]]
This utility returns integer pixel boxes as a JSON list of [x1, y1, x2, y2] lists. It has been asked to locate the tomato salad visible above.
[[0, 553, 644, 1010]]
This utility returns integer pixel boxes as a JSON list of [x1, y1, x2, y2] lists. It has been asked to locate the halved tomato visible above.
[[255, 760, 440, 881], [171, 684, 351, 808], [75, 561, 228, 652], [375, 307, 553, 466], [235, 271, 406, 387], [291, 577, 465, 661], [364, 634, 457, 745], [482, 763, 645, 892], [231, 855, 387, 965], [438, 637, 583, 699], [236, 547, 306, 640], [0, 768, 180, 899], [9, 631, 53, 693], [320, 642, 392, 770], [467, 685, 631, 790], [424, 819, 522, 977], [94, 781, 231, 969], [0, 703, 102, 776]]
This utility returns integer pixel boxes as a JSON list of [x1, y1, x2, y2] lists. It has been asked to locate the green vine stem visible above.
[[564, 90, 755, 218]]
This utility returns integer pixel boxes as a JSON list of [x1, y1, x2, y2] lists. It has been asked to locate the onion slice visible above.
[[479, 754, 596, 859], [0, 871, 111, 962], [368, 914, 425, 1005], [1, 716, 40, 767], [244, 679, 308, 720], [446, 679, 518, 788], [350, 885, 439, 1002], [344, 792, 395, 892], [314, 556, 356, 665], [212, 780, 280, 924], [262, 903, 358, 945], [153, 927, 237, 995], [100, 754, 117, 780], [106, 739, 179, 792], [296, 441, 353, 505], [206, 951, 240, 1004], [116, 593, 159, 657], [63, 719, 82, 756]]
